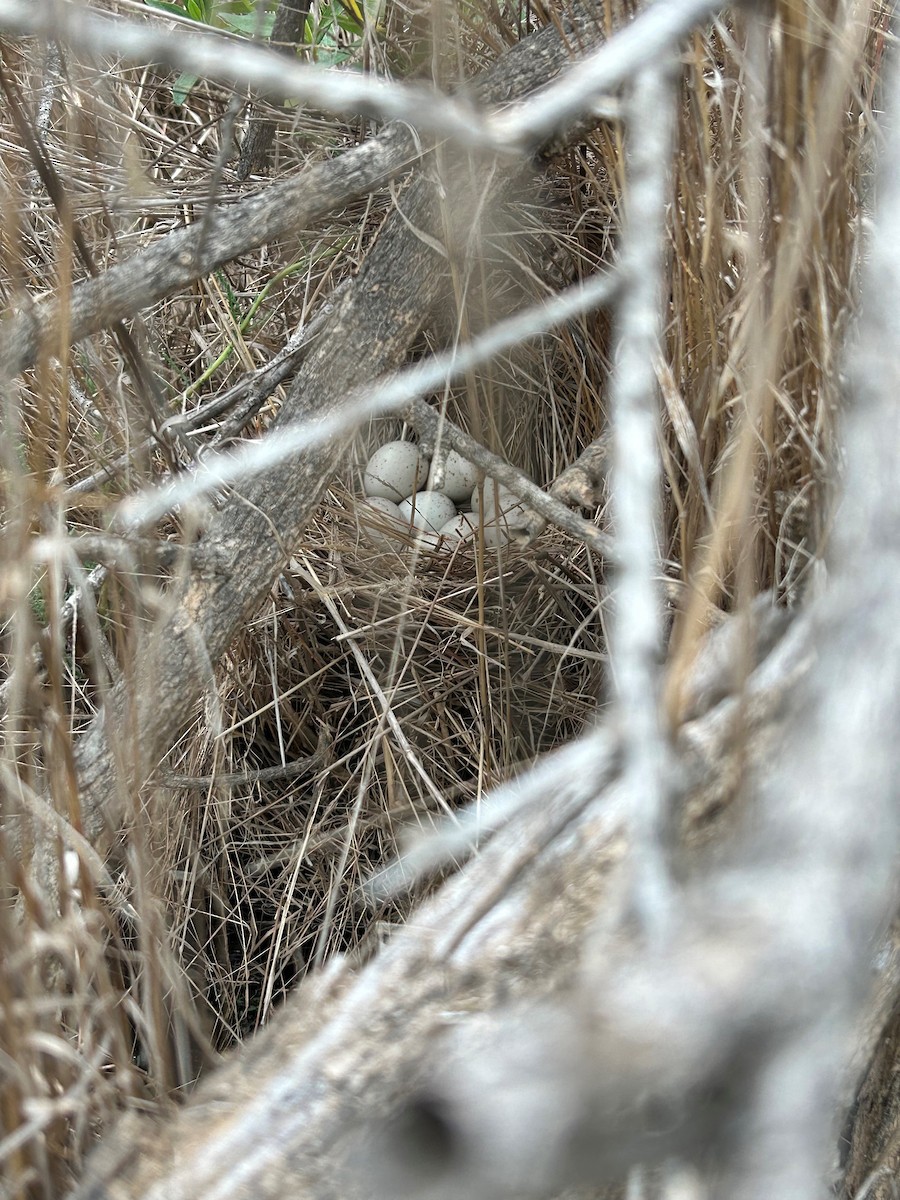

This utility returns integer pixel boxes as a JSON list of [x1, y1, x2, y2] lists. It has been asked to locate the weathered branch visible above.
[[604, 64, 677, 932], [236, 0, 312, 180], [0, 123, 422, 380]]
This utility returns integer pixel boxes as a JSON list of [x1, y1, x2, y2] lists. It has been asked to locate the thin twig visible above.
[[65, 287, 341, 497], [405, 398, 615, 558], [160, 730, 329, 790]]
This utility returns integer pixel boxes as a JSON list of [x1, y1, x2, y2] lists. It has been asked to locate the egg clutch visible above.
[[361, 440, 527, 547]]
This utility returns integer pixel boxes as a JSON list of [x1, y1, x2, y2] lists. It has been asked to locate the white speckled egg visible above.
[[497, 503, 529, 536], [398, 491, 457, 533], [363, 496, 402, 521], [438, 511, 478, 541], [364, 441, 427, 502], [470, 481, 521, 521], [481, 522, 511, 547], [358, 496, 404, 550], [428, 451, 480, 505]]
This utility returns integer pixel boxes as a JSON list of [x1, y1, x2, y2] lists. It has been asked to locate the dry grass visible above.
[[0, 1, 886, 1195]]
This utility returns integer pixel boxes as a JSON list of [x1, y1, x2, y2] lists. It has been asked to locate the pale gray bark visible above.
[[236, 0, 312, 180]]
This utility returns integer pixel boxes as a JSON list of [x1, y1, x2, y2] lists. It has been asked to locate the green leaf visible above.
[[218, 0, 278, 12], [144, 0, 188, 14], [186, 0, 205, 21], [172, 71, 200, 104], [306, 12, 337, 44], [362, 0, 385, 30], [218, 10, 277, 36], [312, 46, 353, 65], [334, 9, 364, 34]]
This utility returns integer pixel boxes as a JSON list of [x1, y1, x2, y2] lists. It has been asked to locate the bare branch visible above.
[[0, 123, 422, 379], [606, 64, 678, 932], [404, 398, 615, 557], [490, 0, 728, 152], [236, 0, 313, 180]]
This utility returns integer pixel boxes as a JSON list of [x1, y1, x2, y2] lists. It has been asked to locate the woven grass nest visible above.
[[162, 467, 608, 1048]]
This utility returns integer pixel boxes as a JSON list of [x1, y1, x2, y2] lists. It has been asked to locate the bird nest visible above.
[[160, 480, 608, 1048]]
